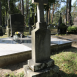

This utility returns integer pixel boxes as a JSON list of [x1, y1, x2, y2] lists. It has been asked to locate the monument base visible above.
[[24, 64, 59, 77], [28, 59, 54, 72], [23, 59, 59, 77]]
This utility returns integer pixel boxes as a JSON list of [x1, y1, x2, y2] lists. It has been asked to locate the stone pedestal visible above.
[[24, 61, 59, 77]]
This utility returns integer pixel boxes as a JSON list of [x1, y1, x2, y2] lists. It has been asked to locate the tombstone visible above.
[[73, 17, 77, 26], [58, 13, 67, 34], [64, 19, 66, 24], [28, 17, 34, 35], [24, 0, 59, 77], [10, 14, 24, 37], [0, 2, 2, 26], [70, 16, 73, 26], [58, 13, 62, 26], [58, 13, 62, 34]]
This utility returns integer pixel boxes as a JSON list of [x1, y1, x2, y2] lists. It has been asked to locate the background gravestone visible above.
[[58, 13, 62, 26], [64, 19, 66, 24], [10, 14, 24, 36], [73, 17, 77, 26], [58, 13, 62, 34]]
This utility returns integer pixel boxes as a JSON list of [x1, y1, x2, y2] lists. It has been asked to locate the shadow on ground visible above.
[[57, 70, 77, 77], [1, 61, 27, 71], [51, 46, 77, 55]]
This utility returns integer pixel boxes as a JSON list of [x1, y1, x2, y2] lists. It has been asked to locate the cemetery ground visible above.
[[0, 34, 77, 77]]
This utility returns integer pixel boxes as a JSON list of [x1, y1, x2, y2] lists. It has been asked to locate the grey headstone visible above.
[[10, 14, 24, 36], [32, 22, 50, 63], [24, 0, 59, 76], [58, 13, 62, 25], [73, 17, 77, 25], [31, 0, 49, 63], [64, 19, 66, 24]]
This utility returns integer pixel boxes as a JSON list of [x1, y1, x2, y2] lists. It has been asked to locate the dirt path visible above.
[[54, 34, 77, 41], [52, 34, 77, 45], [0, 61, 27, 77]]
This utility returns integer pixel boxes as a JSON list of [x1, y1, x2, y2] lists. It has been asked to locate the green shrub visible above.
[[58, 23, 67, 34], [58, 23, 67, 29], [67, 26, 77, 33]]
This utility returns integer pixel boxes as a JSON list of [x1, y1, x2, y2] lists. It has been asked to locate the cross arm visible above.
[[32, 0, 48, 5]]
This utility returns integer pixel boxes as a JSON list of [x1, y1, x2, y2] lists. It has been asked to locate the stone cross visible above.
[[32, 0, 48, 22], [24, 0, 59, 77]]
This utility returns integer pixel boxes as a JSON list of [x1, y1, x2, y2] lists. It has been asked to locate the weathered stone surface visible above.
[[32, 26, 50, 63], [24, 0, 59, 76], [28, 59, 54, 72], [24, 65, 59, 77], [32, 0, 48, 22], [36, 22, 47, 29]]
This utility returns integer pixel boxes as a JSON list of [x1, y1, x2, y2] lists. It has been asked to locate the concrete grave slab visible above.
[[0, 44, 31, 56], [0, 37, 72, 67], [51, 37, 72, 45], [0, 38, 17, 44], [0, 38, 32, 67]]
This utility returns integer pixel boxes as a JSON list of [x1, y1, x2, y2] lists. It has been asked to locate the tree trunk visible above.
[[46, 9, 48, 24], [66, 0, 71, 26], [48, 8, 50, 24], [0, 2, 2, 26], [5, 8, 7, 26], [5, 0, 7, 26], [52, 3, 54, 23], [46, 7, 50, 25], [26, 0, 29, 16], [66, 0, 68, 25], [69, 0, 72, 26], [18, 0, 21, 12], [7, 0, 10, 37], [8, 0, 10, 12], [2, 15, 5, 27], [21, 0, 24, 15]]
